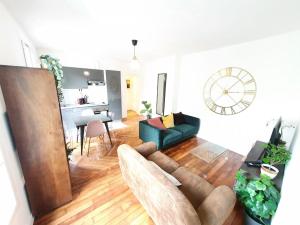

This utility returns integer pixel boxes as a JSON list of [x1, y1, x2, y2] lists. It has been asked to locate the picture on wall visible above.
[[156, 73, 167, 116]]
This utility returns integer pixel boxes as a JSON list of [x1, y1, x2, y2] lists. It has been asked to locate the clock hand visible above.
[[228, 90, 256, 94], [214, 93, 224, 102], [227, 74, 247, 91], [227, 91, 244, 93], [227, 94, 238, 104], [215, 81, 225, 91]]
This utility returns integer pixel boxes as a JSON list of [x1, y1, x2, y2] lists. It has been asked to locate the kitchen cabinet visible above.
[[87, 69, 104, 82], [63, 66, 88, 89], [62, 67, 105, 89], [106, 70, 122, 120]]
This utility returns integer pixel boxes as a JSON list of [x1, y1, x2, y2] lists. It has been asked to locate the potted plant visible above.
[[234, 170, 280, 225], [261, 144, 291, 179], [66, 142, 76, 161], [140, 101, 152, 119], [40, 55, 64, 103]]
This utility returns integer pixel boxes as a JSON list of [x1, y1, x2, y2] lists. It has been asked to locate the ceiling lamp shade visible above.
[[130, 39, 140, 71]]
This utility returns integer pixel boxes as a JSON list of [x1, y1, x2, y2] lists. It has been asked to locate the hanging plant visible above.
[[40, 55, 64, 102]]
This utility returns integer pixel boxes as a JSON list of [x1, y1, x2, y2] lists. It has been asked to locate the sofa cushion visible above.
[[197, 185, 236, 225], [147, 117, 166, 130], [172, 167, 214, 208], [149, 161, 181, 186], [147, 151, 180, 173], [162, 113, 175, 128], [173, 112, 185, 125], [172, 124, 198, 137], [135, 142, 157, 157], [162, 129, 182, 146]]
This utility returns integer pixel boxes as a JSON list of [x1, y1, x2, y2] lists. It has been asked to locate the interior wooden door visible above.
[[0, 65, 72, 217]]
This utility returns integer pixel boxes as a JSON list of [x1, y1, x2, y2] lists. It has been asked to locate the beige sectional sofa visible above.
[[118, 142, 236, 225]]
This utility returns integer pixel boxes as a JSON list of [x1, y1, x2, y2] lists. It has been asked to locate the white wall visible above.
[[140, 55, 178, 115], [38, 48, 128, 118], [125, 75, 140, 112], [141, 30, 300, 156], [0, 2, 37, 225], [0, 3, 38, 67], [272, 125, 299, 224], [141, 30, 300, 224]]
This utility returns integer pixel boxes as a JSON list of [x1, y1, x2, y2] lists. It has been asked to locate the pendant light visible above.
[[130, 39, 140, 71]]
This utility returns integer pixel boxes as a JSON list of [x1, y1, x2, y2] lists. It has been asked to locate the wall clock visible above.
[[203, 67, 256, 115]]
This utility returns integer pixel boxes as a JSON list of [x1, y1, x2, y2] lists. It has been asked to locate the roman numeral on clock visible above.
[[211, 103, 217, 111], [225, 67, 232, 76], [205, 97, 214, 107], [244, 79, 254, 85], [221, 107, 226, 115], [241, 100, 251, 108], [230, 107, 236, 114]]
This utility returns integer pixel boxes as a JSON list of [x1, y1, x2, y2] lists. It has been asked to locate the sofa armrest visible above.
[[135, 142, 157, 157], [183, 114, 200, 132], [197, 185, 236, 225], [139, 121, 163, 149]]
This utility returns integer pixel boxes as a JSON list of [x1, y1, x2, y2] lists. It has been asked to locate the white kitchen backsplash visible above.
[[62, 85, 108, 105]]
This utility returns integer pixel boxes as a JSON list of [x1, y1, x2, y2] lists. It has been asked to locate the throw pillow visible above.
[[149, 161, 182, 186], [162, 114, 174, 128], [173, 112, 185, 125], [147, 117, 167, 130]]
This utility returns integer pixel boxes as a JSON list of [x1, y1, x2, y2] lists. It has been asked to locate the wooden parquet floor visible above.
[[34, 111, 244, 225]]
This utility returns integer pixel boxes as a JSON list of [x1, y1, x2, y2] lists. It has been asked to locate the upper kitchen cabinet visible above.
[[62, 67, 88, 89], [62, 67, 105, 89], [87, 69, 104, 85]]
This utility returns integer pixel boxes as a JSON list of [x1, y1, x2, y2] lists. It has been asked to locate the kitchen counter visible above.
[[61, 103, 108, 110]]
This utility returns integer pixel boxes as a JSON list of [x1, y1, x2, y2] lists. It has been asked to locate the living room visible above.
[[0, 1, 300, 225]]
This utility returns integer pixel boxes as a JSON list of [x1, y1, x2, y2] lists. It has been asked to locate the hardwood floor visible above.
[[34, 111, 244, 225]]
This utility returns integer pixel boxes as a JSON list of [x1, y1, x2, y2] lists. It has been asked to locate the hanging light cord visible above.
[[132, 40, 138, 60], [133, 45, 136, 58]]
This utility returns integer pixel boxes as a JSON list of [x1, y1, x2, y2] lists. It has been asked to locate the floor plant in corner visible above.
[[140, 101, 152, 119], [234, 170, 280, 225]]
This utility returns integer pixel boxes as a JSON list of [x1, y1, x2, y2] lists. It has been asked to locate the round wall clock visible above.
[[203, 67, 256, 115]]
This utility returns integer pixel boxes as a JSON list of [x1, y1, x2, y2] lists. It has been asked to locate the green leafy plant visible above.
[[262, 143, 291, 166], [234, 170, 280, 224], [140, 101, 152, 118], [66, 142, 76, 161], [40, 55, 64, 102]]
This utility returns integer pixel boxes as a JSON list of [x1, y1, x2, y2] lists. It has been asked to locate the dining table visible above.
[[73, 114, 113, 155]]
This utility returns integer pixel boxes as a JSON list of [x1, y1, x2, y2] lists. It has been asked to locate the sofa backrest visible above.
[[118, 144, 202, 225]]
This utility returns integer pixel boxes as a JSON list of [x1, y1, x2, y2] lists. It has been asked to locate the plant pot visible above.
[[244, 210, 264, 225], [147, 115, 152, 119], [260, 164, 279, 179]]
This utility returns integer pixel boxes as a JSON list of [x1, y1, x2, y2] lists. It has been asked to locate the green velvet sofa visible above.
[[139, 114, 200, 150]]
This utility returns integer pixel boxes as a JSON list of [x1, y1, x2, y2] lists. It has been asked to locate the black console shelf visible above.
[[240, 141, 286, 225], [241, 140, 285, 191]]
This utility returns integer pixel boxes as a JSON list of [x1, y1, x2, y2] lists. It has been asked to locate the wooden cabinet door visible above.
[[0, 66, 72, 217]]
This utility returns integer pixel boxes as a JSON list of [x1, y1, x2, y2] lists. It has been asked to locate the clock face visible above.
[[203, 67, 256, 115]]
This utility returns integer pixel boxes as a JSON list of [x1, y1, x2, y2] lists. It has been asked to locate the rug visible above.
[[191, 142, 226, 163]]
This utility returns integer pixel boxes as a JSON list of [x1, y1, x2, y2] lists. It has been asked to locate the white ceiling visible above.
[[3, 0, 300, 62]]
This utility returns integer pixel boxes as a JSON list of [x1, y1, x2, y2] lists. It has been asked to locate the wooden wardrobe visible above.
[[0, 65, 72, 217]]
